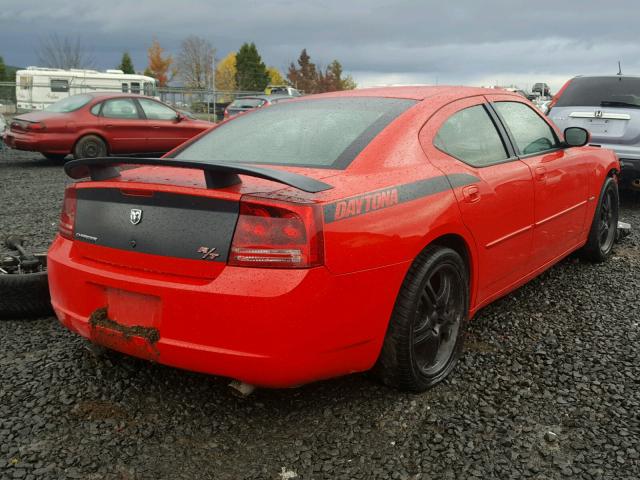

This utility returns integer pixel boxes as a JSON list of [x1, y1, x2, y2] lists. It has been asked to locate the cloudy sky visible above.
[[1, 0, 638, 91]]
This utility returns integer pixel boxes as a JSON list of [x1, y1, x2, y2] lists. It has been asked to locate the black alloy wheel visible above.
[[581, 176, 619, 262], [413, 262, 464, 377], [375, 246, 469, 392]]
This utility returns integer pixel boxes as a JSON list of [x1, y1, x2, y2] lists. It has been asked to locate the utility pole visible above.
[[212, 51, 216, 122]]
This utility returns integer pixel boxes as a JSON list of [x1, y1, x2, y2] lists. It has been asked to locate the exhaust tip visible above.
[[631, 179, 640, 190], [228, 380, 256, 398]]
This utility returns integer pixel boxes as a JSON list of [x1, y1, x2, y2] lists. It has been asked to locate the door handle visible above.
[[462, 185, 480, 203], [152, 125, 160, 129], [105, 124, 113, 129], [534, 166, 547, 181]]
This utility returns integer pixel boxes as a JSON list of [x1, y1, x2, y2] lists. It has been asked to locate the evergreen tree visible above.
[[119, 52, 135, 74], [287, 49, 317, 93], [235, 43, 269, 91]]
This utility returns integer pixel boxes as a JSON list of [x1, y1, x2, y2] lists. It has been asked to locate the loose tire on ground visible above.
[[0, 271, 52, 319], [73, 135, 107, 160], [374, 245, 469, 392], [581, 176, 619, 262]]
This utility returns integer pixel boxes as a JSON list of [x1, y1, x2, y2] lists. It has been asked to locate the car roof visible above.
[[308, 86, 517, 101], [234, 95, 291, 101], [571, 74, 640, 80], [77, 92, 158, 101]]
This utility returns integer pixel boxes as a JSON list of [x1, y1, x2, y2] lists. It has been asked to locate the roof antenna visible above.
[[617, 60, 623, 76]]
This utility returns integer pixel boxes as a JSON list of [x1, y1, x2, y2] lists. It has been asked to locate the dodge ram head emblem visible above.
[[130, 209, 143, 225]]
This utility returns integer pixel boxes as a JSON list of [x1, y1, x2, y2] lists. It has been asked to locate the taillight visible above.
[[27, 122, 46, 131], [229, 196, 324, 268], [59, 187, 77, 240]]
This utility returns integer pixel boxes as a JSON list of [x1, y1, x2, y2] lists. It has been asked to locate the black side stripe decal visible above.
[[323, 173, 478, 223]]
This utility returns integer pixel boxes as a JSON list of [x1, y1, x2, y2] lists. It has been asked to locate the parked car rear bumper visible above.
[[4, 131, 73, 154], [585, 143, 640, 184]]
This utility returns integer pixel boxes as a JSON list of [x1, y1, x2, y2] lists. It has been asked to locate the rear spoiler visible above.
[[64, 157, 333, 194]]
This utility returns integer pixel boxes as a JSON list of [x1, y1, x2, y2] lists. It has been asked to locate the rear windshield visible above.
[[555, 76, 640, 108], [174, 97, 416, 169], [45, 95, 92, 113], [229, 98, 264, 109]]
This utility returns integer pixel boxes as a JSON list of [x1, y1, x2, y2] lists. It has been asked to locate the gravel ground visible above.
[[1, 148, 639, 480]]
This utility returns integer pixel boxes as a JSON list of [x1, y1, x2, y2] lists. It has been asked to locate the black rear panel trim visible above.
[[74, 188, 238, 261]]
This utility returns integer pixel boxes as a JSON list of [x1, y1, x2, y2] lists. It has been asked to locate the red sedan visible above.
[[4, 93, 211, 161], [48, 87, 619, 391]]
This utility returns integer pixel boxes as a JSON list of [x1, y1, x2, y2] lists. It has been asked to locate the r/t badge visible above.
[[197, 246, 220, 260]]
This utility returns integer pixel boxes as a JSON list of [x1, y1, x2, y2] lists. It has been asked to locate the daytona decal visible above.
[[323, 173, 478, 223]]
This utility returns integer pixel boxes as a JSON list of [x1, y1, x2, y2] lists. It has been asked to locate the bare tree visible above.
[[177, 36, 215, 89], [36, 34, 94, 70]]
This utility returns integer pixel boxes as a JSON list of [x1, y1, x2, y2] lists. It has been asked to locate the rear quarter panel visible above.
[[320, 99, 476, 279]]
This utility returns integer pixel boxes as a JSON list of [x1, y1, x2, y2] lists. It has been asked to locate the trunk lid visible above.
[[11, 112, 65, 132], [72, 184, 240, 280], [69, 164, 337, 280]]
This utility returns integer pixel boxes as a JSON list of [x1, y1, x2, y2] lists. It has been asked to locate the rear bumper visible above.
[[582, 143, 640, 183], [48, 236, 407, 387], [3, 131, 72, 154], [618, 157, 640, 182], [4, 132, 39, 151]]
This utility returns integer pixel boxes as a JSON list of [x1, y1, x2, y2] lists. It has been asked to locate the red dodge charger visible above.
[[48, 87, 619, 391], [4, 93, 211, 161]]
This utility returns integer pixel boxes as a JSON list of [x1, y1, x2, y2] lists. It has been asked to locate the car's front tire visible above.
[[374, 246, 469, 392], [581, 176, 619, 262], [73, 135, 107, 160]]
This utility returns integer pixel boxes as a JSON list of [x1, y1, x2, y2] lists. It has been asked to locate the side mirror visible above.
[[563, 127, 589, 147], [175, 113, 185, 122]]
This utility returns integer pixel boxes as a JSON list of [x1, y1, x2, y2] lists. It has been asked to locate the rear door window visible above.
[[102, 98, 140, 119], [493, 102, 558, 156], [434, 105, 508, 167], [555, 76, 640, 108]]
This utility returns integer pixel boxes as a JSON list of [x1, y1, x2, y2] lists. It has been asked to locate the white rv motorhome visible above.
[[16, 67, 157, 111]]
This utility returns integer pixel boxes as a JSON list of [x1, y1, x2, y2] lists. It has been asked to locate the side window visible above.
[[138, 98, 177, 120], [434, 105, 508, 167], [101, 98, 140, 119], [90, 103, 102, 116], [131, 82, 141, 94], [493, 102, 558, 156], [122, 83, 129, 93], [51, 79, 69, 93]]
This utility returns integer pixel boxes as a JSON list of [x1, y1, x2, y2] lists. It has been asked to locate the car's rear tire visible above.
[[42, 153, 68, 162], [73, 135, 107, 160], [374, 246, 469, 392], [580, 176, 619, 262]]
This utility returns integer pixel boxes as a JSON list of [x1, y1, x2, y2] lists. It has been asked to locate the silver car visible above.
[[548, 75, 640, 189]]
